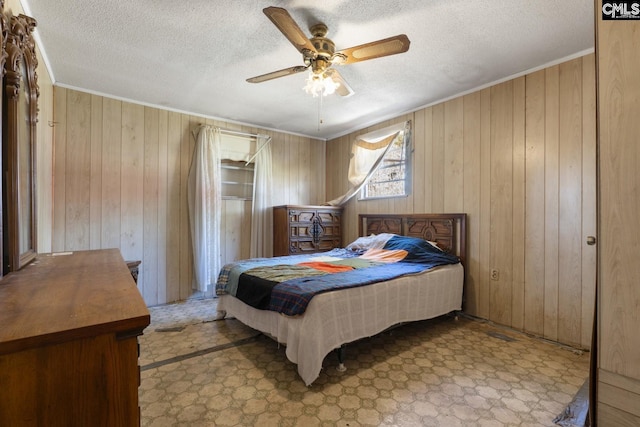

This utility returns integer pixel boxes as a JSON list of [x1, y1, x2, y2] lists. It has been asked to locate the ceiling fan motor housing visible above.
[[309, 23, 335, 74], [310, 23, 335, 58]]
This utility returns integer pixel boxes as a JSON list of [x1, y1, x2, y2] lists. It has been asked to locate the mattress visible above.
[[217, 262, 463, 386]]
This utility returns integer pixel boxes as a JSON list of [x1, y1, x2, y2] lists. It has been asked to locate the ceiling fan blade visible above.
[[246, 66, 308, 84], [333, 34, 410, 65], [263, 6, 317, 57], [325, 69, 354, 97]]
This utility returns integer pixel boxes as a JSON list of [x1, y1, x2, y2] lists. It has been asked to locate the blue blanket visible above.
[[217, 235, 460, 316]]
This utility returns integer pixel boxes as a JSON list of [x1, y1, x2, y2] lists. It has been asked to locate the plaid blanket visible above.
[[216, 249, 358, 297], [268, 262, 431, 315]]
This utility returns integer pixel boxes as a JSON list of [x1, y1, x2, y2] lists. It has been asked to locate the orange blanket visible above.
[[358, 248, 408, 263], [297, 261, 354, 273]]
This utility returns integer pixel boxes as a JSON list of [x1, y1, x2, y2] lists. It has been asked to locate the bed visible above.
[[215, 213, 466, 386]]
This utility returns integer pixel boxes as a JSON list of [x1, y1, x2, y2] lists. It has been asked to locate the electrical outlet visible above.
[[490, 269, 499, 281]]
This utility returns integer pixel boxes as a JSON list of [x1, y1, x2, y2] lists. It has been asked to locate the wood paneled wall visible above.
[[34, 58, 54, 260], [327, 54, 596, 349], [596, 7, 640, 425], [50, 87, 325, 305]]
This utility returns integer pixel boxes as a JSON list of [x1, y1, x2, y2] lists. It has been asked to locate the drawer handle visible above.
[[310, 217, 323, 244]]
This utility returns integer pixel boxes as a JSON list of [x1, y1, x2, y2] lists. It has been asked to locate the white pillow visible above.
[[346, 233, 395, 251]]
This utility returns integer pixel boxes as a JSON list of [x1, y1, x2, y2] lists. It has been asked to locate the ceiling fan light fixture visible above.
[[304, 71, 340, 97]]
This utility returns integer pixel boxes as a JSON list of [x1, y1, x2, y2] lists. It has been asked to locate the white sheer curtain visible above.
[[327, 121, 409, 206], [187, 126, 222, 292], [250, 135, 273, 258]]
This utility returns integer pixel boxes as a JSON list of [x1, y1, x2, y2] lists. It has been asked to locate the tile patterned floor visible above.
[[139, 299, 589, 426]]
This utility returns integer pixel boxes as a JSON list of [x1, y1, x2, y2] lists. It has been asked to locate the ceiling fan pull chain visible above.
[[317, 94, 323, 131]]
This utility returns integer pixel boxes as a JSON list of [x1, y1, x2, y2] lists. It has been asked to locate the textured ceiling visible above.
[[22, 0, 594, 140]]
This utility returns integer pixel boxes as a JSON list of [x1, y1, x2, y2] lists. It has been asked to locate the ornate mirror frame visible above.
[[3, 13, 38, 272], [0, 1, 6, 277]]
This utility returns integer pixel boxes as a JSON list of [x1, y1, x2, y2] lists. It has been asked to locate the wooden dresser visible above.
[[0, 249, 150, 426], [273, 205, 343, 256]]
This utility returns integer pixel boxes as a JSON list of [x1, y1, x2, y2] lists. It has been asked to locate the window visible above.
[[360, 129, 411, 200], [327, 121, 411, 206], [221, 159, 254, 200]]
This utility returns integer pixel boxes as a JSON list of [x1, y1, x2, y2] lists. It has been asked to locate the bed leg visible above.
[[214, 310, 226, 321], [335, 345, 347, 372]]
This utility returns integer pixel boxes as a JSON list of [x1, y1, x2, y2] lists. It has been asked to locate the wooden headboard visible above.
[[358, 213, 467, 267]]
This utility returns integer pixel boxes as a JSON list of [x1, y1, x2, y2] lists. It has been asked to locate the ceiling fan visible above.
[[246, 6, 411, 97]]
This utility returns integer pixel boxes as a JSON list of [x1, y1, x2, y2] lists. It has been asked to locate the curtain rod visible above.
[[220, 128, 258, 138], [245, 136, 272, 166], [195, 124, 259, 139]]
